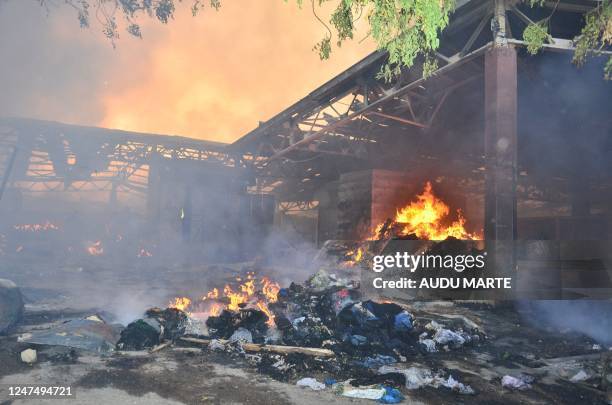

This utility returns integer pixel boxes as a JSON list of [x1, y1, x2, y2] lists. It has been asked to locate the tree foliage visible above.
[[523, 22, 549, 55], [522, 0, 611, 79], [305, 0, 455, 80], [33, 0, 220, 45], [21, 0, 612, 79], [572, 0, 612, 79]]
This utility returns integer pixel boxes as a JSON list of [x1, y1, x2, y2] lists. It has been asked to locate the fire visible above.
[[372, 182, 481, 241], [208, 303, 221, 317], [260, 277, 280, 303], [14, 221, 59, 232], [87, 241, 104, 256], [224, 284, 248, 311], [169, 297, 192, 312], [204, 288, 219, 300], [240, 279, 256, 296], [341, 247, 364, 267], [169, 273, 281, 327], [256, 301, 275, 327]]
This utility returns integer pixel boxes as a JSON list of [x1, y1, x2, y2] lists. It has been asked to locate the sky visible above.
[[0, 0, 373, 143]]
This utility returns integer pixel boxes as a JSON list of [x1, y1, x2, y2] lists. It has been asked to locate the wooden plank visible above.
[[179, 337, 335, 357]]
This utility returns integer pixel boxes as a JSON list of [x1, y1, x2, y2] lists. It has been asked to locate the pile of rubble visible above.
[[5, 270, 611, 403], [115, 269, 483, 402]]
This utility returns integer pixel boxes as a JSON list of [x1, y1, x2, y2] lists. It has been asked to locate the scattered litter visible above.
[[361, 355, 397, 369], [208, 339, 225, 351], [183, 317, 208, 336], [419, 338, 437, 353], [569, 370, 589, 382], [380, 366, 435, 390], [271, 357, 293, 372], [501, 374, 533, 390], [378, 386, 404, 404], [117, 319, 160, 351], [393, 311, 413, 332], [324, 378, 337, 386], [350, 334, 368, 346], [206, 308, 269, 343], [21, 316, 122, 353], [296, 377, 326, 391], [20, 348, 37, 364], [379, 365, 474, 394], [341, 387, 386, 400], [118, 307, 187, 351], [433, 328, 466, 346], [307, 269, 356, 292], [229, 327, 253, 343], [265, 327, 282, 344], [441, 375, 474, 394]]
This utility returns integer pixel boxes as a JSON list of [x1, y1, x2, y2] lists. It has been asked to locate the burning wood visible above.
[[260, 277, 280, 303], [169, 273, 283, 325], [169, 297, 192, 312]]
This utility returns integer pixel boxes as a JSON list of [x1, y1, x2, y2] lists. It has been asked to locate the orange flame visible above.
[[256, 301, 275, 327], [170, 274, 280, 327], [372, 182, 481, 240], [208, 303, 221, 317], [87, 241, 104, 256], [224, 284, 248, 311], [341, 247, 364, 267], [169, 297, 192, 312], [260, 277, 280, 303], [203, 288, 219, 300], [240, 279, 255, 296]]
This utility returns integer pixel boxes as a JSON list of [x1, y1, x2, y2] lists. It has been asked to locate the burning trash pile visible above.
[[113, 184, 488, 401], [370, 182, 482, 242], [336, 182, 483, 271], [117, 269, 484, 402]]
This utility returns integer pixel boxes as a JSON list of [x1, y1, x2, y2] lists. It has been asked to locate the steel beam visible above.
[[267, 43, 490, 161]]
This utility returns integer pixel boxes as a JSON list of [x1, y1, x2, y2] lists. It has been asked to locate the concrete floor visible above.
[[1, 258, 610, 404]]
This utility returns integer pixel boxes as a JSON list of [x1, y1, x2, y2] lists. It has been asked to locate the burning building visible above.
[[229, 0, 612, 300], [1, 1, 611, 404]]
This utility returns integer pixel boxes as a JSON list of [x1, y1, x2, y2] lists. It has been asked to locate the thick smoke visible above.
[[0, 0, 373, 142], [516, 51, 612, 345], [519, 301, 612, 345]]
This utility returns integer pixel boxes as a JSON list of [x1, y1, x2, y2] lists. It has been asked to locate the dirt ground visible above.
[[1, 259, 610, 404]]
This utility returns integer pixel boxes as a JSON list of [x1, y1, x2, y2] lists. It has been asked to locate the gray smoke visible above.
[[0, 1, 112, 123]]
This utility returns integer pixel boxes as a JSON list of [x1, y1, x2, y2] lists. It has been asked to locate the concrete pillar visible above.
[[484, 45, 518, 280]]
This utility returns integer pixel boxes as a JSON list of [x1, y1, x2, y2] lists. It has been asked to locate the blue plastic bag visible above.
[[378, 386, 404, 403], [393, 311, 413, 332]]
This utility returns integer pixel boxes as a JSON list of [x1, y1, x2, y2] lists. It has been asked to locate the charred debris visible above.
[[117, 259, 486, 400]]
